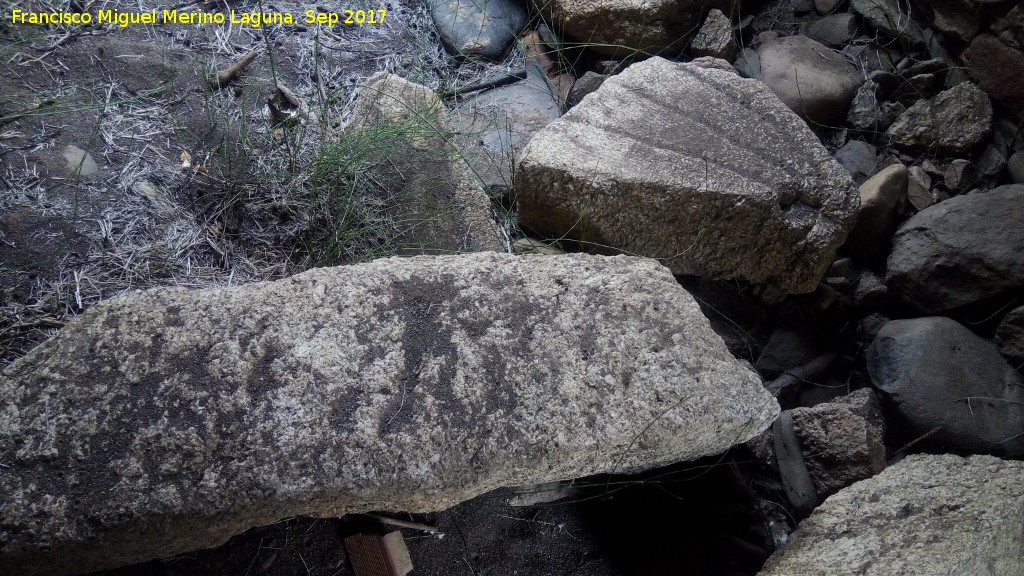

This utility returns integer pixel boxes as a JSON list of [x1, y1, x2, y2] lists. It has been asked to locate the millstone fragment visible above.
[[515, 57, 859, 294], [0, 252, 778, 576]]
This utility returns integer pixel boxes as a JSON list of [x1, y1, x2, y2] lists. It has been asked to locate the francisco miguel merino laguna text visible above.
[[9, 9, 387, 27]]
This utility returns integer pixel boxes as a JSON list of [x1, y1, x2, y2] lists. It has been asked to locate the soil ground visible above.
[[90, 455, 781, 576]]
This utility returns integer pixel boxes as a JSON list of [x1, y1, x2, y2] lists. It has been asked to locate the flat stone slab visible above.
[[759, 454, 1024, 575], [0, 252, 778, 576], [515, 57, 859, 294]]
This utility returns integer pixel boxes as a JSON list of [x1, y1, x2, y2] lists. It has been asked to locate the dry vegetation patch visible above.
[[1, 0, 526, 366]]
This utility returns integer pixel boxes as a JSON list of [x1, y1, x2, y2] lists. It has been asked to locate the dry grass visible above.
[[1, 0, 531, 367]]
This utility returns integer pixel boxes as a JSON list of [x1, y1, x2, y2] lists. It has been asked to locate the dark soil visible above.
[[89, 453, 781, 576]]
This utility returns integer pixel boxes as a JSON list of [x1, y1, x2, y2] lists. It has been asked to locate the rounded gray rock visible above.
[[867, 316, 1024, 456], [429, 0, 528, 60], [759, 35, 863, 126]]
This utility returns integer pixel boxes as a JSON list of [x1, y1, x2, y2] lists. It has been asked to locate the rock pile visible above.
[[3, 0, 1024, 573]]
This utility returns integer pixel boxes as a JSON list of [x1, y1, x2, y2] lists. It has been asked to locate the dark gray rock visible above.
[[759, 454, 1024, 576], [843, 163, 907, 262], [515, 57, 860, 294], [905, 165, 933, 210], [790, 389, 887, 498], [847, 81, 904, 132], [814, 0, 842, 14], [0, 253, 779, 576], [993, 3, 1024, 50], [964, 34, 1024, 113], [943, 159, 977, 193], [843, 42, 899, 74], [759, 35, 863, 126], [429, 0, 528, 60], [850, 0, 925, 46], [834, 139, 878, 182], [976, 144, 1007, 179], [567, 71, 608, 107], [929, 0, 982, 41], [889, 72, 938, 104], [691, 8, 737, 61], [887, 184, 1024, 314], [867, 317, 1024, 455], [896, 56, 949, 79], [804, 13, 859, 46], [1010, 150, 1024, 183], [996, 305, 1024, 367], [852, 269, 888, 310], [885, 82, 992, 155], [755, 328, 822, 380]]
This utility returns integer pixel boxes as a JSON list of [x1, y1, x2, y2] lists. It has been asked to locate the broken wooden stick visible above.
[[207, 49, 259, 89], [766, 352, 838, 394], [439, 68, 528, 99], [364, 513, 444, 537]]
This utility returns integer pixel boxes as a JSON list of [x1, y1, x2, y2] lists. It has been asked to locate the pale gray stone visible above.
[[759, 35, 863, 126], [885, 81, 992, 155], [887, 184, 1024, 314], [905, 165, 932, 211], [867, 317, 1024, 456], [62, 144, 98, 177], [515, 57, 859, 294], [0, 252, 778, 576], [847, 81, 904, 131], [344, 73, 503, 253], [734, 47, 762, 79], [758, 454, 1024, 576]]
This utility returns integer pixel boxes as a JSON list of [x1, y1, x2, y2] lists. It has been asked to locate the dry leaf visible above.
[[180, 151, 192, 171]]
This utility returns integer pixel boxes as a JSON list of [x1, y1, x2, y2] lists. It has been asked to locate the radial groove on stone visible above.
[[515, 57, 859, 294], [0, 252, 778, 576]]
